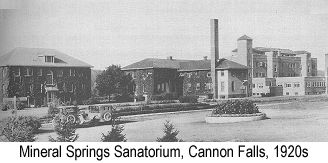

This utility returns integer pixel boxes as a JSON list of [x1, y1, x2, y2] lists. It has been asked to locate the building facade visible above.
[[0, 48, 92, 106], [123, 19, 326, 99]]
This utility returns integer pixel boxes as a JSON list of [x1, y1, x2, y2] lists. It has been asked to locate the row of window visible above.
[[13, 68, 85, 78], [306, 81, 326, 88], [25, 83, 85, 94], [186, 82, 212, 91], [254, 62, 266, 68], [182, 71, 213, 78]]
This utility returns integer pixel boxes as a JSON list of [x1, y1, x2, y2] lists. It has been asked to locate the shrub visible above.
[[135, 95, 145, 101], [0, 116, 41, 142], [151, 93, 178, 101], [156, 120, 183, 142], [212, 99, 260, 115], [16, 101, 27, 110], [178, 95, 199, 103], [47, 103, 59, 118], [49, 114, 79, 142], [1, 103, 10, 111], [114, 94, 134, 103], [101, 116, 126, 142]]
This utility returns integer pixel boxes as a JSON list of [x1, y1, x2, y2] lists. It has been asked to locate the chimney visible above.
[[167, 56, 173, 60], [203, 56, 208, 60], [210, 19, 219, 99]]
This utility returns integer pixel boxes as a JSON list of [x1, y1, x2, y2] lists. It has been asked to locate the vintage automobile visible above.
[[52, 105, 81, 125], [78, 104, 117, 123]]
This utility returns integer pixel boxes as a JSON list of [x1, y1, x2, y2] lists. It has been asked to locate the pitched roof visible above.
[[237, 35, 252, 41], [122, 58, 249, 71], [121, 58, 189, 70], [0, 47, 92, 68], [179, 60, 211, 71], [215, 59, 249, 70]]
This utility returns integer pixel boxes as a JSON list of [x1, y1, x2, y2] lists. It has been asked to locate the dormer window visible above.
[[45, 56, 54, 63]]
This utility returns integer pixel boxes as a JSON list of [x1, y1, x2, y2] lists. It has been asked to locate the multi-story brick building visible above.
[[122, 19, 251, 99], [0, 47, 92, 106], [229, 35, 325, 96]]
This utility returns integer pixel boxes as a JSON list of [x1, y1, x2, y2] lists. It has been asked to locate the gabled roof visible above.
[[0, 47, 92, 68], [122, 58, 249, 71], [237, 35, 252, 41]]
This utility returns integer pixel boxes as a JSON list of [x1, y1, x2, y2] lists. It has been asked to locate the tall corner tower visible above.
[[237, 35, 253, 96]]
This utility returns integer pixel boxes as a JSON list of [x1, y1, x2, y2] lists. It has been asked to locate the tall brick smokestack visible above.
[[210, 19, 219, 99]]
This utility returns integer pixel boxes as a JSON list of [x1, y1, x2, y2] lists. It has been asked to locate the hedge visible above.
[[114, 103, 211, 116]]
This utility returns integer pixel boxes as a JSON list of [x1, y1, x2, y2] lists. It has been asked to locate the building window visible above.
[[306, 82, 311, 87], [45, 56, 54, 63], [25, 67, 33, 76], [14, 67, 21, 76], [196, 83, 201, 90], [295, 92, 298, 95], [231, 81, 235, 91], [266, 81, 271, 86], [70, 84, 74, 92], [207, 72, 211, 77], [29, 84, 33, 93], [57, 69, 64, 77], [286, 92, 289, 95], [258, 83, 263, 88], [221, 71, 224, 76], [205, 83, 211, 90], [70, 69, 76, 77], [285, 83, 292, 88], [46, 70, 54, 85], [187, 83, 192, 92], [252, 84, 255, 88], [274, 65, 277, 72], [294, 83, 300, 87], [220, 81, 225, 91], [37, 68, 42, 76]]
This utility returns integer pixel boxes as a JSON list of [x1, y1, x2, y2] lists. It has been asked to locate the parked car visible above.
[[53, 106, 80, 124], [80, 104, 116, 123]]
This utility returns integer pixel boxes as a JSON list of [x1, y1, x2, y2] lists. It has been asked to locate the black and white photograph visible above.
[[1, 0, 328, 144]]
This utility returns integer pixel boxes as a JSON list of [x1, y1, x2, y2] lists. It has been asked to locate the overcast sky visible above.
[[1, 0, 328, 70]]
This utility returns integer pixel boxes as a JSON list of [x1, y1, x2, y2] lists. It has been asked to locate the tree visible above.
[[95, 65, 133, 97], [101, 116, 127, 142], [49, 115, 79, 142], [156, 120, 183, 142], [0, 116, 41, 142]]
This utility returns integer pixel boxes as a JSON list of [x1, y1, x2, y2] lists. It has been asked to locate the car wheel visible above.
[[103, 112, 111, 122], [67, 115, 76, 124]]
